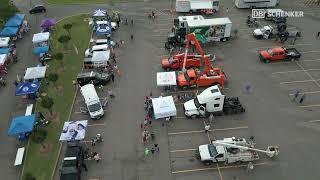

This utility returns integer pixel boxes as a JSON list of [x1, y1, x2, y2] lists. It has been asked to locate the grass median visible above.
[[48, 0, 141, 5], [22, 14, 91, 180]]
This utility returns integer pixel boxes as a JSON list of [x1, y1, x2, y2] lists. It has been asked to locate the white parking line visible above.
[[303, 59, 320, 62], [88, 123, 105, 127], [296, 62, 320, 88], [272, 68, 320, 74], [171, 162, 271, 174], [168, 126, 249, 135], [308, 120, 320, 123], [289, 90, 320, 95], [279, 79, 317, 84], [301, 50, 320, 54], [299, 104, 320, 108]]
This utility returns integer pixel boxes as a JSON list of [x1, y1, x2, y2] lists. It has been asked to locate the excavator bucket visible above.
[[195, 34, 206, 44]]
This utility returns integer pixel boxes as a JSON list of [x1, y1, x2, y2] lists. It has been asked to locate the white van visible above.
[[85, 44, 109, 58], [80, 84, 104, 119]]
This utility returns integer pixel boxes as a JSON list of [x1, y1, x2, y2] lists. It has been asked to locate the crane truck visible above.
[[184, 85, 245, 118], [177, 33, 227, 89], [196, 137, 280, 165]]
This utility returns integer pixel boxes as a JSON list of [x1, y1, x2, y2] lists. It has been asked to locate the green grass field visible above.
[[0, 0, 18, 28], [22, 14, 91, 180]]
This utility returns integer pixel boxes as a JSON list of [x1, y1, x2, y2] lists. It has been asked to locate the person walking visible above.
[[95, 134, 103, 142], [246, 162, 254, 173], [130, 34, 134, 40], [293, 90, 300, 101], [143, 135, 148, 145], [82, 163, 88, 171], [144, 147, 149, 156], [110, 73, 115, 82], [148, 120, 152, 128], [144, 118, 148, 128], [299, 94, 306, 103], [204, 123, 211, 133], [38, 112, 46, 121], [91, 138, 96, 146], [154, 144, 159, 152], [151, 148, 155, 155], [140, 122, 144, 129], [316, 31, 320, 38], [131, 19, 134, 25], [94, 153, 101, 163]]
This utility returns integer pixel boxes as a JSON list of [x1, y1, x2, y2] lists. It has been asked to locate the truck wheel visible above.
[[191, 115, 197, 119], [203, 161, 212, 166]]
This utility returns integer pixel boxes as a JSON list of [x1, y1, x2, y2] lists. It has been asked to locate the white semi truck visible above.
[[196, 137, 280, 165], [176, 0, 220, 14], [183, 85, 245, 118], [234, 0, 279, 9]]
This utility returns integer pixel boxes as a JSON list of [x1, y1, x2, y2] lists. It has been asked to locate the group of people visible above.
[[144, 96, 154, 119], [293, 90, 306, 103], [84, 148, 102, 163]]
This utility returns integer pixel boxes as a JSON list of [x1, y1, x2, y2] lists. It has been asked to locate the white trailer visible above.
[[196, 137, 280, 165], [235, 0, 279, 9], [176, 0, 220, 14]]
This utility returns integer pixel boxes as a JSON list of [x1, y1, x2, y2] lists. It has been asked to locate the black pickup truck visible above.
[[60, 144, 83, 180]]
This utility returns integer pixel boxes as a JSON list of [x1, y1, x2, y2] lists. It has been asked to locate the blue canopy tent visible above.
[[7, 114, 36, 136], [4, 14, 25, 27], [33, 46, 49, 55], [0, 48, 10, 54], [0, 27, 19, 37], [15, 81, 41, 96]]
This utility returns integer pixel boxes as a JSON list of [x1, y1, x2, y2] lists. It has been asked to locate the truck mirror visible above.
[[80, 107, 88, 113]]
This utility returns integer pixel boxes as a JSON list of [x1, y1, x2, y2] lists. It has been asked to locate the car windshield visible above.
[[267, 49, 274, 55], [208, 144, 218, 157], [88, 103, 102, 112], [194, 97, 201, 108]]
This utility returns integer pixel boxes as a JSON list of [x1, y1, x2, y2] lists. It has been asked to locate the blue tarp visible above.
[[4, 13, 25, 27], [33, 46, 49, 55], [0, 48, 10, 54], [8, 114, 35, 136], [15, 81, 41, 96], [0, 27, 19, 37]]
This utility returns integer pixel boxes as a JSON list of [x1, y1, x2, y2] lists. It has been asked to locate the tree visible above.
[[63, 23, 72, 36], [53, 52, 64, 68], [31, 129, 48, 149], [48, 73, 59, 87], [41, 96, 54, 115], [24, 172, 36, 180], [58, 35, 71, 49]]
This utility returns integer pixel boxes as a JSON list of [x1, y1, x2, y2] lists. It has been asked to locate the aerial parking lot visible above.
[[1, 0, 320, 180]]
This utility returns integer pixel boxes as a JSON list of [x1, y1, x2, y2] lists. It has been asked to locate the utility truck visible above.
[[234, 0, 279, 9], [176, 0, 220, 14], [183, 85, 245, 118], [196, 137, 280, 165]]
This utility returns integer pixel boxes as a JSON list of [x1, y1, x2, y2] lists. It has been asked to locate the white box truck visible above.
[[235, 0, 279, 9], [80, 84, 104, 119], [176, 0, 220, 14]]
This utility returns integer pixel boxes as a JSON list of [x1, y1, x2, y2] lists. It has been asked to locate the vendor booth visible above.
[[152, 96, 177, 119], [0, 48, 10, 55], [33, 46, 49, 55], [4, 13, 25, 27], [15, 81, 41, 98], [8, 114, 35, 141], [157, 71, 177, 91], [92, 9, 110, 21], [32, 32, 50, 47], [24, 66, 47, 80], [0, 54, 10, 70], [0, 26, 19, 38], [84, 50, 110, 69], [40, 18, 56, 32], [59, 120, 88, 141]]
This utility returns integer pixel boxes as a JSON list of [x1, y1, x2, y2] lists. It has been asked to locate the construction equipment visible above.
[[177, 33, 226, 89], [162, 53, 201, 70], [184, 85, 245, 118], [259, 46, 301, 63], [196, 137, 279, 165]]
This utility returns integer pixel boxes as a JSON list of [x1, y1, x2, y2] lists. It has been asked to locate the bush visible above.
[[40, 96, 54, 114], [0, 0, 18, 28], [24, 172, 36, 180], [31, 129, 48, 144]]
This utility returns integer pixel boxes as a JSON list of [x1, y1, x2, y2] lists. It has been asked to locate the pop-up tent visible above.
[[0, 48, 10, 55], [93, 9, 107, 17], [152, 96, 177, 119], [15, 81, 41, 96], [40, 18, 56, 30], [0, 54, 8, 65], [0, 37, 10, 48], [32, 32, 50, 44], [59, 120, 88, 141], [24, 66, 47, 80], [157, 72, 177, 86], [8, 114, 35, 136], [0, 27, 19, 37], [33, 46, 49, 55], [4, 13, 25, 27]]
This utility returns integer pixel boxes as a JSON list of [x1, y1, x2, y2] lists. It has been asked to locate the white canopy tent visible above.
[[59, 120, 88, 141], [190, 0, 213, 10], [24, 66, 47, 80], [91, 50, 110, 62], [0, 54, 8, 64], [0, 37, 10, 48], [93, 9, 107, 17], [157, 72, 177, 86], [32, 32, 50, 44], [152, 96, 177, 119]]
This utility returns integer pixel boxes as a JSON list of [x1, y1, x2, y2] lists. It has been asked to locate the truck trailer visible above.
[[235, 0, 279, 9], [176, 0, 220, 14]]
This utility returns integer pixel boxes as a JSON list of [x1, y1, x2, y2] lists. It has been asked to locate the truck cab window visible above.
[[215, 153, 223, 158], [214, 104, 220, 107], [214, 98, 220, 100], [194, 97, 201, 108]]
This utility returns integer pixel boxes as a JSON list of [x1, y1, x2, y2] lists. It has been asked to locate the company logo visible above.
[[252, 9, 304, 18]]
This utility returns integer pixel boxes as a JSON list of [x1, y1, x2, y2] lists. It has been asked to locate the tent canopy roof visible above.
[[152, 96, 177, 119], [15, 81, 41, 96], [24, 66, 47, 80], [8, 114, 35, 136], [0, 27, 19, 37], [0, 37, 10, 47], [32, 32, 50, 43], [157, 72, 177, 86]]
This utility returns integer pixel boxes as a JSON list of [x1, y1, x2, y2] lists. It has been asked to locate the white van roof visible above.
[[80, 84, 99, 105], [187, 18, 232, 27], [92, 44, 109, 51]]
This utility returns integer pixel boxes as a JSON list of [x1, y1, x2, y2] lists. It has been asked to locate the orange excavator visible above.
[[177, 33, 227, 89]]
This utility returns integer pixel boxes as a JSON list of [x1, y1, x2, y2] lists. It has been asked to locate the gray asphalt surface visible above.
[[1, 0, 320, 180]]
